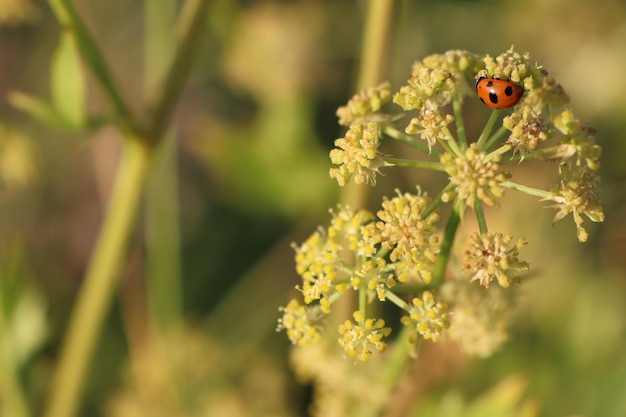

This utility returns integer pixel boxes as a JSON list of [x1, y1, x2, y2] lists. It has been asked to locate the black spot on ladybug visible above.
[[504, 85, 514, 96], [488, 91, 499, 104]]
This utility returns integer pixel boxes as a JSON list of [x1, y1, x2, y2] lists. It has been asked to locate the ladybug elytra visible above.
[[476, 77, 524, 109]]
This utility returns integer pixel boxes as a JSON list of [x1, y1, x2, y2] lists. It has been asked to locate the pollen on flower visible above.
[[329, 122, 392, 186], [338, 311, 391, 362], [442, 143, 510, 208], [400, 291, 449, 342], [277, 299, 322, 346], [549, 164, 604, 243], [405, 108, 454, 149], [504, 106, 549, 154], [373, 188, 440, 284], [336, 82, 392, 126], [462, 232, 529, 288]]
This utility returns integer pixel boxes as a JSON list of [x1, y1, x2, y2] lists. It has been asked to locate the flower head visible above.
[[277, 300, 323, 346], [405, 109, 454, 150], [548, 164, 604, 242], [371, 189, 440, 284], [443, 282, 512, 357], [329, 122, 392, 186], [400, 291, 449, 342], [552, 109, 601, 170], [422, 50, 483, 97], [462, 232, 529, 288], [338, 311, 391, 362], [336, 82, 392, 126], [504, 105, 550, 154], [442, 144, 510, 209], [479, 46, 542, 89], [393, 66, 455, 111]]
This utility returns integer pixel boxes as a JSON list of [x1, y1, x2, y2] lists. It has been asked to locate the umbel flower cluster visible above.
[[278, 47, 604, 360]]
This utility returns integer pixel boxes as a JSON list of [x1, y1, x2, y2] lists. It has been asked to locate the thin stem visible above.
[[484, 124, 509, 150], [430, 204, 462, 287], [476, 109, 501, 149], [422, 182, 456, 220], [382, 325, 412, 386], [359, 287, 367, 318], [440, 127, 463, 157], [474, 199, 489, 236], [383, 125, 440, 156], [452, 93, 467, 150], [43, 139, 151, 417], [384, 290, 410, 310], [143, 0, 210, 144], [502, 180, 554, 199], [47, 0, 136, 132], [484, 144, 511, 163], [385, 157, 445, 171]]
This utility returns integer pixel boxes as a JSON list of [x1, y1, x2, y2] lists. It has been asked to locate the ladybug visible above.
[[476, 77, 524, 109]]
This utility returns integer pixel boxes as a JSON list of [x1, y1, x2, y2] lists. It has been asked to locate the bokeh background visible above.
[[1, 0, 626, 416]]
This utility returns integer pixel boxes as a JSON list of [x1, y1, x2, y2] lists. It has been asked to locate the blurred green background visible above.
[[1, 0, 625, 416]]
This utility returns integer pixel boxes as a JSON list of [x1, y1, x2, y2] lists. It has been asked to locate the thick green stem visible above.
[[340, 0, 395, 209], [43, 139, 151, 417]]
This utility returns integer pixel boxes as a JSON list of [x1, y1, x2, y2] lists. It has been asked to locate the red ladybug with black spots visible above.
[[476, 77, 524, 109]]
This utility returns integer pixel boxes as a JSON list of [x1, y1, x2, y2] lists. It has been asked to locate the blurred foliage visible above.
[[0, 0, 625, 416]]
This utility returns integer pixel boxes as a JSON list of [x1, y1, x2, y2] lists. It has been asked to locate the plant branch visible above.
[[43, 139, 151, 417], [47, 0, 136, 132]]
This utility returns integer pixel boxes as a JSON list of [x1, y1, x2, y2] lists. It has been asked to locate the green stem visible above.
[[359, 287, 367, 318], [484, 144, 511, 163], [384, 290, 410, 310], [47, 0, 135, 132], [143, 0, 210, 144], [484, 124, 509, 150], [43, 140, 151, 417], [422, 182, 456, 220], [356, 0, 394, 91], [385, 157, 445, 171], [474, 199, 489, 236], [452, 93, 467, 150], [339, 0, 395, 209], [430, 204, 462, 287], [476, 109, 501, 149], [383, 125, 439, 156], [502, 180, 554, 199]]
